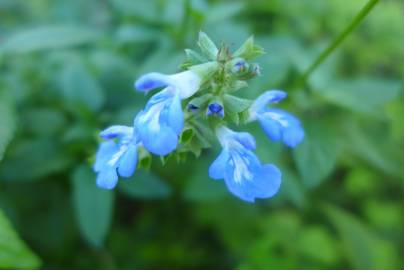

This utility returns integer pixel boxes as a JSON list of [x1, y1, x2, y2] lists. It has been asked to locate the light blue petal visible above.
[[252, 90, 287, 113], [252, 164, 282, 199], [258, 114, 282, 141], [267, 108, 304, 147], [117, 144, 138, 177], [94, 141, 118, 172], [96, 168, 118, 189], [145, 89, 173, 110], [283, 124, 305, 148], [167, 94, 184, 135], [223, 163, 281, 202], [222, 150, 262, 202], [135, 72, 170, 92], [137, 123, 178, 156], [233, 132, 256, 150], [99, 125, 133, 140], [209, 149, 230, 180]]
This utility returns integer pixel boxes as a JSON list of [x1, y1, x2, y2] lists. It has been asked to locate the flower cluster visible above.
[[94, 32, 304, 202]]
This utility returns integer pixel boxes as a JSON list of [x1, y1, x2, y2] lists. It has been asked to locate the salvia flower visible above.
[[248, 90, 304, 147], [94, 125, 139, 189], [209, 126, 281, 202], [93, 32, 304, 203], [135, 88, 183, 156]]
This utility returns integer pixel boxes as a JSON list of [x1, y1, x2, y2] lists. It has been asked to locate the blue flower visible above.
[[249, 90, 304, 147], [135, 88, 183, 156], [206, 102, 224, 118], [94, 125, 138, 189], [209, 126, 281, 202]]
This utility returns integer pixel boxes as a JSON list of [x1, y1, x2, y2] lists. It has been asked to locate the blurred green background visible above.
[[0, 0, 403, 269]]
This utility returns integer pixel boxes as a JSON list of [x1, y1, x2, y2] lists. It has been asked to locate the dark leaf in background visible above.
[[72, 165, 114, 247], [0, 91, 16, 162], [0, 25, 101, 55], [119, 170, 171, 199], [325, 205, 398, 270], [0, 209, 41, 269], [0, 139, 71, 181], [59, 60, 105, 112], [293, 120, 338, 187]]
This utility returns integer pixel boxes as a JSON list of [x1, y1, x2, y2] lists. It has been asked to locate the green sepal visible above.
[[197, 31, 219, 60], [233, 36, 265, 60], [181, 49, 208, 69], [226, 80, 248, 93], [223, 94, 252, 113], [180, 128, 195, 144], [189, 61, 219, 84], [137, 146, 152, 170], [188, 93, 213, 109]]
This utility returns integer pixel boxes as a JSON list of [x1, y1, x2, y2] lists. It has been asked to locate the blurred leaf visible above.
[[312, 78, 402, 117], [341, 121, 402, 178], [297, 226, 340, 264], [205, 2, 245, 23], [115, 25, 159, 44], [0, 209, 41, 269], [325, 205, 398, 270], [277, 169, 308, 208], [59, 60, 105, 112], [0, 25, 101, 54], [0, 91, 16, 162], [72, 165, 114, 247], [0, 139, 71, 181], [23, 108, 66, 137], [293, 120, 338, 187], [119, 170, 171, 199], [184, 159, 228, 202]]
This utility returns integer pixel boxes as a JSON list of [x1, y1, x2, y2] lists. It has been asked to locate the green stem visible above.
[[297, 0, 379, 86]]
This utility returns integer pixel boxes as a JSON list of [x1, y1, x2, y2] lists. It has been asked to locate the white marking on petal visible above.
[[107, 145, 128, 167], [169, 70, 201, 99], [266, 112, 289, 127], [230, 152, 253, 184]]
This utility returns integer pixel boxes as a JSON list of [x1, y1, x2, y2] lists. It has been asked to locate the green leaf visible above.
[[312, 78, 402, 117], [233, 36, 265, 60], [72, 165, 114, 247], [59, 60, 105, 112], [0, 92, 16, 162], [0, 139, 71, 181], [325, 205, 399, 270], [340, 121, 402, 178], [0, 25, 101, 54], [293, 120, 338, 187], [297, 226, 340, 265], [197, 31, 219, 60], [184, 170, 228, 202], [119, 170, 171, 199], [0, 209, 41, 269]]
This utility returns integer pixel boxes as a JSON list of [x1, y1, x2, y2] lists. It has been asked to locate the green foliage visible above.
[[0, 91, 16, 162], [0, 26, 101, 55], [0, 0, 403, 268], [72, 165, 114, 247], [118, 170, 171, 199], [0, 209, 41, 269]]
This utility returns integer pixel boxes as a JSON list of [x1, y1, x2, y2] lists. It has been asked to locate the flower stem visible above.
[[297, 0, 380, 86]]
